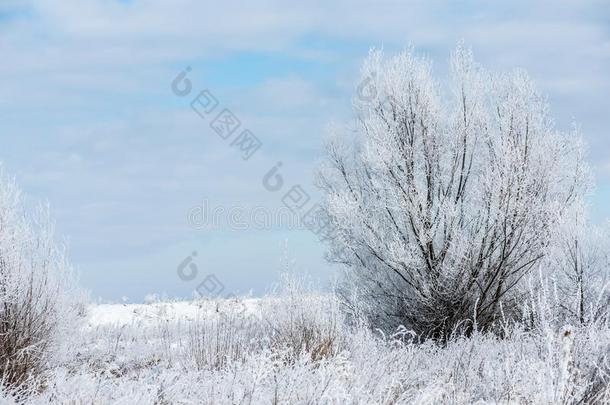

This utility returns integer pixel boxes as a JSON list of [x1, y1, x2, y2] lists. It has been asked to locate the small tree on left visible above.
[[0, 168, 81, 390]]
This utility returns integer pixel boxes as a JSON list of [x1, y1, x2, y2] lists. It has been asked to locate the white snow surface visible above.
[[87, 299, 262, 327]]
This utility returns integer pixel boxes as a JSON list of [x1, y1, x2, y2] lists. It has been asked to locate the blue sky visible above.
[[1, 0, 609, 301]]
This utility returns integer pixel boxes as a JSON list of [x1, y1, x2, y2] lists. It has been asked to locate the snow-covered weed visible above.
[[0, 292, 608, 404]]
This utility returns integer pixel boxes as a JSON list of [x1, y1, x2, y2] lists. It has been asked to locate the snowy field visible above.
[[3, 287, 609, 405]]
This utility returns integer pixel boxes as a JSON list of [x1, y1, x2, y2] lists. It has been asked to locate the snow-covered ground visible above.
[[87, 299, 262, 327], [3, 292, 609, 404]]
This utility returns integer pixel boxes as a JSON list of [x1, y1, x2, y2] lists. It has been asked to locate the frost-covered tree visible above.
[[0, 169, 81, 388], [550, 205, 610, 325], [318, 46, 591, 339]]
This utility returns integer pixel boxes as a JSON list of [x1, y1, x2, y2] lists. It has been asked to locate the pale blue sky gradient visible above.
[[1, 0, 609, 301]]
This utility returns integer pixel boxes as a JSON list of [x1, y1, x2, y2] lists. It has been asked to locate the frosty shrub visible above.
[[318, 45, 591, 340], [261, 275, 345, 363], [550, 204, 610, 325], [185, 311, 266, 371], [0, 170, 81, 389]]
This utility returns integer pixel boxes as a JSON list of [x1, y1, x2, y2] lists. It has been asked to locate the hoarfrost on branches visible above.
[[318, 45, 592, 338]]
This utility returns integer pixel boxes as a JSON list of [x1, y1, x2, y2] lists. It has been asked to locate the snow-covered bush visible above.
[[318, 45, 591, 339], [184, 311, 266, 371], [551, 205, 610, 325], [0, 170, 81, 389], [182, 275, 346, 371], [261, 275, 345, 363]]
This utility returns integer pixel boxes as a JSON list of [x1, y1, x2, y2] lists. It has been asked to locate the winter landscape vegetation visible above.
[[1, 42, 610, 404], [0, 0, 610, 405]]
